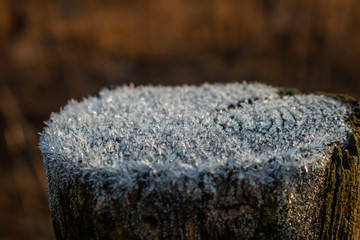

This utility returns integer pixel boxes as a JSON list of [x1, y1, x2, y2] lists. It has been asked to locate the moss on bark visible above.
[[320, 96, 360, 240]]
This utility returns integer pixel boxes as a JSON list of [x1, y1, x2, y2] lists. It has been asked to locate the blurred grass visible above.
[[0, 0, 360, 238]]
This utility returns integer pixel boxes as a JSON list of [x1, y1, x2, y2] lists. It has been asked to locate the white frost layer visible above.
[[39, 82, 351, 190]]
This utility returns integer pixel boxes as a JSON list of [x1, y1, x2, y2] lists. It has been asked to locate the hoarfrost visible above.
[[39, 82, 352, 195]]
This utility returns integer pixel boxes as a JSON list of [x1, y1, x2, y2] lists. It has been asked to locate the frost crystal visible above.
[[39, 82, 351, 194]]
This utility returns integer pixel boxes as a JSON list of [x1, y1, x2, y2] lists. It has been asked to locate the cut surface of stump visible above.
[[39, 82, 360, 239]]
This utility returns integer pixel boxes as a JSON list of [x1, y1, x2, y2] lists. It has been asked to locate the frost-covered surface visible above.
[[39, 82, 351, 193], [40, 82, 356, 239]]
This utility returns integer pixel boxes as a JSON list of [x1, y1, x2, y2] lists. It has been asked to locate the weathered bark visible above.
[[319, 96, 360, 239], [39, 84, 360, 239]]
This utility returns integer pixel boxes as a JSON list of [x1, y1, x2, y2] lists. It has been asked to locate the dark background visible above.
[[0, 0, 359, 239]]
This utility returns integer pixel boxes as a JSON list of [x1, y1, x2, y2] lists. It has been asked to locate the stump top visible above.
[[39, 82, 351, 192]]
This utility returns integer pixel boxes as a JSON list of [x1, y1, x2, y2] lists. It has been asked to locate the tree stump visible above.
[[39, 83, 360, 240]]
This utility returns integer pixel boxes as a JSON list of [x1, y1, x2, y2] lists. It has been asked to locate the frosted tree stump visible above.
[[39, 83, 360, 240]]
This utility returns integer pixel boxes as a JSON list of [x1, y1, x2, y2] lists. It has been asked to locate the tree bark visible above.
[[40, 85, 360, 240]]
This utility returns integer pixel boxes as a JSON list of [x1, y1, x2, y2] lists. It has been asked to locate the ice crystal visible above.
[[39, 82, 352, 195]]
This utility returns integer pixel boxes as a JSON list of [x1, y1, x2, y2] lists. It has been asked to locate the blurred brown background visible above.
[[0, 0, 359, 239]]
